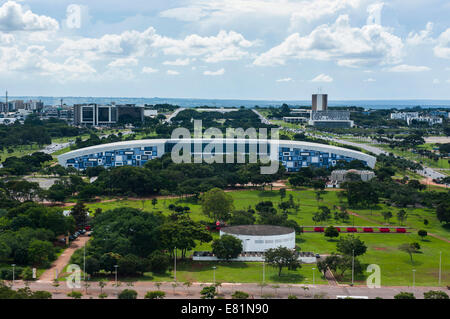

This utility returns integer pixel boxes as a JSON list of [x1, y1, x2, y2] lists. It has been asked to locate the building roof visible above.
[[221, 225, 295, 236], [58, 138, 377, 168]]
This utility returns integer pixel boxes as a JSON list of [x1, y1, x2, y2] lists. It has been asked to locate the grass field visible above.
[[82, 189, 450, 286]]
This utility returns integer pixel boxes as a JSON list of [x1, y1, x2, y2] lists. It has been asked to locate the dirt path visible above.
[[38, 235, 90, 282]]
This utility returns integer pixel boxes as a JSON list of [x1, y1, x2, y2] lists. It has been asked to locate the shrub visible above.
[[67, 291, 83, 299], [145, 291, 166, 299], [232, 291, 249, 299], [394, 292, 415, 299], [423, 290, 449, 299], [118, 289, 138, 299]]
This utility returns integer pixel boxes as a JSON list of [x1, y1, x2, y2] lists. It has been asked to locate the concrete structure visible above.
[[57, 138, 377, 171], [312, 94, 328, 111], [331, 169, 376, 184], [390, 112, 419, 121], [220, 225, 296, 253], [283, 117, 308, 123], [73, 104, 144, 126], [309, 110, 354, 128]]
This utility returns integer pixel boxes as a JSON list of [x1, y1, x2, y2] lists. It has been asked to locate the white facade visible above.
[[220, 228, 296, 253]]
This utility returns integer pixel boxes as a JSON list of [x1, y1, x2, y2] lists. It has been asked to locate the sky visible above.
[[0, 0, 450, 100]]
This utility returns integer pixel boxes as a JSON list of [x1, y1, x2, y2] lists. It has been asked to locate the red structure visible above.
[[379, 228, 390, 233], [314, 227, 325, 232], [396, 228, 406, 233], [363, 227, 373, 233], [347, 227, 358, 233]]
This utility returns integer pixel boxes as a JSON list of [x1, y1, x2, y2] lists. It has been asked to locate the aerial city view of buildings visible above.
[[0, 0, 450, 306]]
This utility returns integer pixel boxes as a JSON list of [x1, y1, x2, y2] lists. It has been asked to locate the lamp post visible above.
[[11, 264, 16, 287], [212, 266, 217, 285], [351, 249, 355, 286], [262, 260, 265, 284], [412, 269, 416, 288], [114, 265, 118, 287], [439, 251, 442, 286], [312, 267, 316, 287], [174, 246, 177, 282], [83, 244, 86, 282]]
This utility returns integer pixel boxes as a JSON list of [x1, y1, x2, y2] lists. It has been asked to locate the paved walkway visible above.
[[38, 235, 90, 282]]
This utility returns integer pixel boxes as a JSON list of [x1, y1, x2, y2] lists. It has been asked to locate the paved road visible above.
[[166, 108, 186, 123], [8, 280, 448, 299], [253, 110, 447, 180]]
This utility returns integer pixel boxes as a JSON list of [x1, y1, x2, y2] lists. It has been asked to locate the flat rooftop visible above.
[[222, 225, 295, 236]]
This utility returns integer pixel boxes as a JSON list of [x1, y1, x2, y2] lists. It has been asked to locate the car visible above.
[[315, 254, 321, 259], [79, 229, 86, 234]]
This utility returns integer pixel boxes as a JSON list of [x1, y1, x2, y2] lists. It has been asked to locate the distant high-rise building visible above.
[[73, 104, 143, 126], [312, 94, 328, 111]]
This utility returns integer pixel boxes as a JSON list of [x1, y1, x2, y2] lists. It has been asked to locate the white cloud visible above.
[[276, 77, 293, 82], [364, 78, 376, 82], [153, 30, 254, 63], [433, 79, 440, 84], [434, 28, 450, 59], [311, 74, 333, 82], [384, 64, 431, 72], [0, 1, 59, 32], [407, 22, 434, 46], [366, 2, 383, 25], [160, 0, 364, 30], [253, 15, 403, 68], [163, 58, 192, 66], [142, 67, 158, 74], [203, 68, 225, 76], [167, 70, 180, 75], [108, 57, 138, 68]]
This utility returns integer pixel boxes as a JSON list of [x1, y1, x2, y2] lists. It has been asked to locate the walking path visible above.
[[38, 235, 90, 282]]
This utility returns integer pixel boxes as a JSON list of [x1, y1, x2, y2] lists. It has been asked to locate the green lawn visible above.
[[83, 189, 450, 287]]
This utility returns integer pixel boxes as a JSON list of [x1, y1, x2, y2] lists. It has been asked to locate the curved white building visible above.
[[58, 138, 376, 171], [220, 225, 296, 252]]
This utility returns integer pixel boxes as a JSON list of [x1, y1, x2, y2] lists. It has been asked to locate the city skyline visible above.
[[0, 0, 450, 100]]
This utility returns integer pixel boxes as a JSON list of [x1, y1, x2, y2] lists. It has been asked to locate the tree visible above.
[[382, 211, 393, 223], [398, 243, 420, 265], [28, 240, 55, 266], [201, 188, 234, 221], [423, 290, 449, 299], [232, 291, 250, 299], [324, 226, 340, 240], [200, 286, 217, 299], [212, 235, 243, 260], [118, 289, 138, 299], [279, 188, 286, 201], [264, 246, 301, 277], [394, 292, 416, 299], [151, 198, 158, 208], [145, 291, 165, 299], [70, 202, 89, 229], [149, 251, 170, 274], [230, 209, 256, 225], [417, 230, 428, 241], [397, 210, 407, 225], [436, 203, 450, 224], [336, 235, 367, 257]]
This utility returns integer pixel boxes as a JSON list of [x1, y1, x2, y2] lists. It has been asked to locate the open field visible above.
[[81, 189, 450, 286]]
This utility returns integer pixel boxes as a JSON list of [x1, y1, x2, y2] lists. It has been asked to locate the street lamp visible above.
[[174, 246, 177, 282], [312, 267, 316, 287], [262, 260, 265, 284], [351, 249, 355, 286], [412, 269, 416, 288], [114, 265, 118, 287], [439, 251, 442, 286], [11, 264, 16, 287], [212, 266, 217, 285]]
